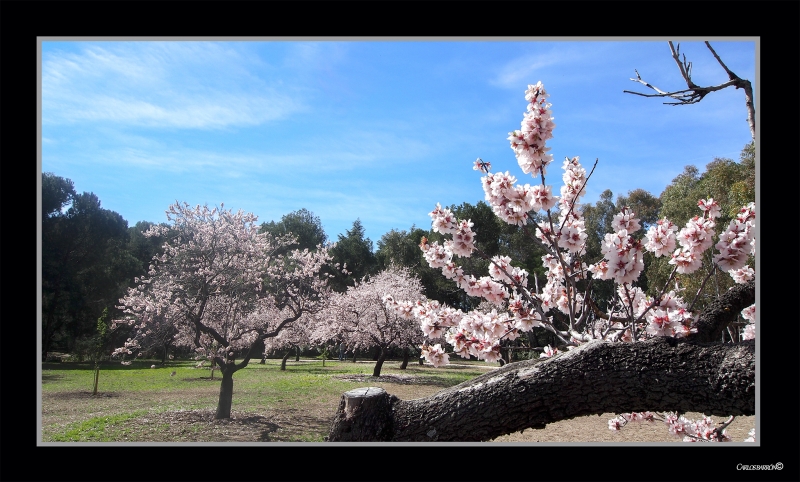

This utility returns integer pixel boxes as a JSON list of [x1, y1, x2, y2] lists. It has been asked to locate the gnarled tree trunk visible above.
[[326, 280, 755, 441], [327, 337, 754, 441]]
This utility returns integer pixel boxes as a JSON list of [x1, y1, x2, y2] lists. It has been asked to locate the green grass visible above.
[[50, 411, 146, 442], [41, 358, 488, 396], [41, 357, 491, 442]]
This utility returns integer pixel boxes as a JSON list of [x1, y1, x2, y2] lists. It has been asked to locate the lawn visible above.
[[40, 357, 755, 443], [40, 357, 492, 443]]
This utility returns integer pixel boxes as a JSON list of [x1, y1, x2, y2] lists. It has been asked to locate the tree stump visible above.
[[326, 387, 398, 442]]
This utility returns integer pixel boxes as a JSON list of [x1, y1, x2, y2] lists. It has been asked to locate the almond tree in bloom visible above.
[[113, 202, 331, 419], [314, 265, 426, 377], [263, 313, 315, 370], [327, 82, 756, 442]]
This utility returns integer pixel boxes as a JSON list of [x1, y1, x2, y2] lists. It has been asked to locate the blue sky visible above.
[[40, 39, 756, 247]]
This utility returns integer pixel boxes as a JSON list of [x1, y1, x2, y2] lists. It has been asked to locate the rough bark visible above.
[[687, 279, 755, 343], [326, 388, 397, 442], [327, 337, 754, 441], [327, 282, 756, 441]]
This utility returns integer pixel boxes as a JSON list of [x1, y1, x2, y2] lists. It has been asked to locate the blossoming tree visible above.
[[327, 82, 755, 442], [314, 265, 427, 377], [114, 202, 331, 419]]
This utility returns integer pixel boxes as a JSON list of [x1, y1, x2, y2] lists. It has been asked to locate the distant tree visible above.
[[315, 266, 426, 377], [580, 190, 619, 311], [126, 221, 174, 275], [259, 208, 327, 254], [41, 177, 139, 359], [326, 219, 378, 292], [376, 227, 422, 270], [42, 172, 76, 218], [114, 202, 332, 419], [262, 315, 314, 370], [89, 309, 111, 395], [615, 189, 661, 230], [647, 144, 756, 315]]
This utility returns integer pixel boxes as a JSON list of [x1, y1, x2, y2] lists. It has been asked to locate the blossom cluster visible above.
[[608, 412, 746, 442], [507, 81, 556, 178], [481, 171, 558, 226], [410, 82, 756, 374], [714, 202, 756, 273]]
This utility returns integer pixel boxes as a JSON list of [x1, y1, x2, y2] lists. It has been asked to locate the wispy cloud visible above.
[[42, 42, 304, 129], [489, 45, 590, 89]]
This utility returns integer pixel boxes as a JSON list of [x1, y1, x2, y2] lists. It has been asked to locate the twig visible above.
[[624, 41, 755, 141]]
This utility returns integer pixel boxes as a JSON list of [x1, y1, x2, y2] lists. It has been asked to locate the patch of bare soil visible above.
[[491, 413, 756, 443], [110, 408, 332, 442]]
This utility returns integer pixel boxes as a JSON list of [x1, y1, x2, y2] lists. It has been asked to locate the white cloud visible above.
[[42, 42, 304, 129]]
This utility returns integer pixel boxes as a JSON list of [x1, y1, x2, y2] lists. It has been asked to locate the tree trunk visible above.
[[295, 346, 300, 362], [399, 347, 409, 370], [686, 279, 755, 343], [92, 362, 100, 396], [352, 352, 357, 363], [214, 365, 236, 419], [281, 349, 291, 370], [327, 337, 755, 441], [372, 347, 388, 377]]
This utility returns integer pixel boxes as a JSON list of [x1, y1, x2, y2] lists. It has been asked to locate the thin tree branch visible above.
[[624, 41, 755, 141]]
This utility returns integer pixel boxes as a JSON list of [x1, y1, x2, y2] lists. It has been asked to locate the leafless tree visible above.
[[624, 41, 755, 142]]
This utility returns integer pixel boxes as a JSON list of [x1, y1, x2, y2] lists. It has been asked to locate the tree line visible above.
[[41, 142, 753, 363]]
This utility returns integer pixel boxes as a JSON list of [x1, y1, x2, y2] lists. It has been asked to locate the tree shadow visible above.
[[41, 373, 64, 383]]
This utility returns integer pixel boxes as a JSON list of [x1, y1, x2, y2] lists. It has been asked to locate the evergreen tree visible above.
[[326, 219, 377, 292]]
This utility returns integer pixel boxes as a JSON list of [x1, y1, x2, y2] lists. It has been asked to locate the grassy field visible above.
[[41, 357, 755, 443], [40, 357, 492, 443]]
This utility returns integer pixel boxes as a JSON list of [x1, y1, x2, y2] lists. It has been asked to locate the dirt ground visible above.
[[41, 372, 755, 443]]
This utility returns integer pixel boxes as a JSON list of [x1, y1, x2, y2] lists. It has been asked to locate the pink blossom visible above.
[[644, 219, 678, 257], [697, 198, 721, 219], [420, 344, 449, 367], [540, 344, 558, 358], [729, 266, 754, 284]]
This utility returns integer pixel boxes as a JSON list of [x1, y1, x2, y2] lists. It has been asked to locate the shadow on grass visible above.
[[332, 373, 454, 388], [42, 373, 64, 383]]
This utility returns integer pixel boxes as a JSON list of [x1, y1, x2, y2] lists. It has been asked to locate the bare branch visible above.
[[624, 41, 755, 141]]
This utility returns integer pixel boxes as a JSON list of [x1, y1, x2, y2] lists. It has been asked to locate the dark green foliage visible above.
[[615, 188, 661, 230], [126, 221, 175, 275], [259, 208, 327, 254], [41, 174, 141, 359], [326, 219, 378, 292], [42, 172, 76, 218], [580, 189, 617, 310], [645, 142, 756, 311]]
